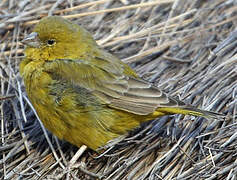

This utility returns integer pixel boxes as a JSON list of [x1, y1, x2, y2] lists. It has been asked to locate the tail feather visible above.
[[157, 106, 224, 119], [183, 107, 225, 119]]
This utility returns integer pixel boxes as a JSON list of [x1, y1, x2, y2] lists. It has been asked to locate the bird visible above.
[[20, 16, 222, 150]]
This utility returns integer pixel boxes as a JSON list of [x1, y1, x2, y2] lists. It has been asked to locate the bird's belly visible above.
[[24, 70, 152, 150]]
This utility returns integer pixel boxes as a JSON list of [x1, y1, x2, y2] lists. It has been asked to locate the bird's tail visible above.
[[183, 107, 225, 119], [157, 106, 224, 119]]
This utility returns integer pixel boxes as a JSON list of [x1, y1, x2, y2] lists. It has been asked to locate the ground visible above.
[[0, 0, 236, 179]]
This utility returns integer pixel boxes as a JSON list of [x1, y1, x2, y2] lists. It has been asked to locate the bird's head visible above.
[[22, 16, 97, 61]]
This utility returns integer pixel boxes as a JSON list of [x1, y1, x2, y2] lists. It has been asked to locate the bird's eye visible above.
[[47, 39, 56, 46]]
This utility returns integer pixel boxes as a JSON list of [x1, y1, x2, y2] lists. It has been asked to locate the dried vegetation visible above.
[[0, 0, 237, 179]]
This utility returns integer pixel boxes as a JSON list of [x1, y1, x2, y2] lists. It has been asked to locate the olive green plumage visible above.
[[20, 16, 221, 150]]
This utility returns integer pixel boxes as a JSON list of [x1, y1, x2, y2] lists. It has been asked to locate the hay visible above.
[[0, 0, 236, 179]]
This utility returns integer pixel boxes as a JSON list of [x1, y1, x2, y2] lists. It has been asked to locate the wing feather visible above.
[[43, 58, 185, 115]]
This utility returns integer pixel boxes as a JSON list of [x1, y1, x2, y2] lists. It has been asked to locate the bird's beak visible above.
[[22, 32, 40, 48]]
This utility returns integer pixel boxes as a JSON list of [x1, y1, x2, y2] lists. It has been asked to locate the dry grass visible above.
[[0, 0, 237, 179]]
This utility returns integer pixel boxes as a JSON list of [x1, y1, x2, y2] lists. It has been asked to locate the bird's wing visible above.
[[43, 58, 186, 115]]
